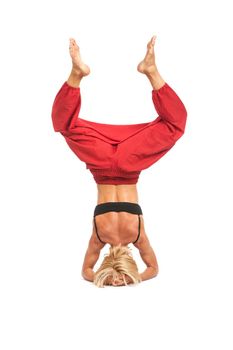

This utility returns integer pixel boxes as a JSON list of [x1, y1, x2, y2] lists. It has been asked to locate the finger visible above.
[[112, 279, 122, 286]]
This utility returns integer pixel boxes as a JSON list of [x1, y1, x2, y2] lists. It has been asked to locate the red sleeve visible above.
[[51, 81, 81, 132]]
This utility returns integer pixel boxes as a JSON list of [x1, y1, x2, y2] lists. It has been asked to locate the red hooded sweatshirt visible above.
[[51, 81, 187, 185]]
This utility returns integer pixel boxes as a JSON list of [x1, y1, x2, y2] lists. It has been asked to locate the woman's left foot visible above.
[[69, 38, 90, 77], [137, 36, 158, 75]]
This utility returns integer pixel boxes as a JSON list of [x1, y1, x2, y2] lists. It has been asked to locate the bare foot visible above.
[[69, 38, 90, 77], [137, 35, 158, 75]]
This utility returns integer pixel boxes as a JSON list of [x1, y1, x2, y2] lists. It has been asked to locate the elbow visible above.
[[81, 269, 88, 281], [82, 268, 94, 282], [152, 266, 159, 278], [150, 262, 159, 278], [81, 269, 89, 280]]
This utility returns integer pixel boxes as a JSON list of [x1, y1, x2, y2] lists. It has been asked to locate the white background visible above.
[[0, 0, 232, 349]]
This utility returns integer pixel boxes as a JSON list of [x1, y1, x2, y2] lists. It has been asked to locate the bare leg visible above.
[[67, 38, 91, 88], [137, 35, 165, 91]]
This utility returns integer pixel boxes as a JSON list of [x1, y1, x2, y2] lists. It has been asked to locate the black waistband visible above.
[[94, 201, 143, 216]]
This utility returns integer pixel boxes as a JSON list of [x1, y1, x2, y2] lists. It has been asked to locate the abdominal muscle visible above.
[[95, 184, 143, 246]]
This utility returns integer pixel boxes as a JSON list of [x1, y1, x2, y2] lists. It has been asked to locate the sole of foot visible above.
[[69, 37, 91, 77]]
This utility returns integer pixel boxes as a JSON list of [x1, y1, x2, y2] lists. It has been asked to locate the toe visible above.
[[151, 35, 156, 45], [148, 36, 156, 48], [69, 38, 78, 46], [146, 36, 156, 52]]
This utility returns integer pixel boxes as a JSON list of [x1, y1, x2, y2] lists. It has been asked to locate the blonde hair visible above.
[[93, 244, 142, 288]]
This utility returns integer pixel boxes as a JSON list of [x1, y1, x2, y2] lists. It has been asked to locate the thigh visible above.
[[115, 117, 176, 172], [64, 134, 117, 169]]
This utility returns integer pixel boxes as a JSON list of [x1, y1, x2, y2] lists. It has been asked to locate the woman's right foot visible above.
[[137, 35, 158, 75], [69, 38, 90, 77]]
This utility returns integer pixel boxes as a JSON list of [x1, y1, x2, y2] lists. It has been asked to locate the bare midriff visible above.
[[95, 184, 144, 246], [97, 184, 139, 204]]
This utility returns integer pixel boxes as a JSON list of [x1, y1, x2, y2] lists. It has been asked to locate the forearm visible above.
[[140, 267, 158, 282]]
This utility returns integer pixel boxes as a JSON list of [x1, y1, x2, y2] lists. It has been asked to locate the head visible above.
[[93, 244, 142, 288]]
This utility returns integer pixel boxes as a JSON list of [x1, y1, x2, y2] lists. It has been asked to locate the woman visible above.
[[51, 36, 187, 287]]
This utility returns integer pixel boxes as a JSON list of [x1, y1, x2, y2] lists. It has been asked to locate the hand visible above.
[[105, 273, 133, 286]]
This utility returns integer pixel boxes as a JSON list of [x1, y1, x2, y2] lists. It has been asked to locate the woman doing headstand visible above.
[[51, 36, 187, 287]]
